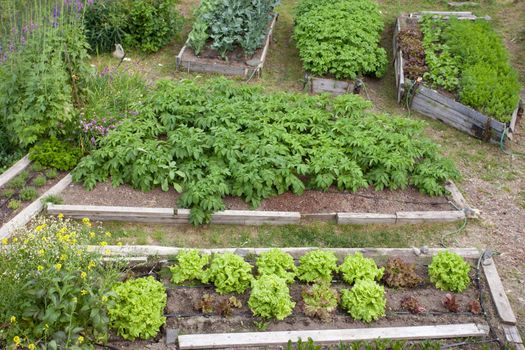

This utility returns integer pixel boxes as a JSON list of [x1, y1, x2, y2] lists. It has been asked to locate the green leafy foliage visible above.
[[428, 251, 470, 292], [203, 253, 253, 294], [73, 78, 460, 224], [46, 168, 59, 179], [256, 249, 297, 283], [29, 138, 82, 171], [108, 276, 167, 340], [169, 249, 209, 284], [187, 0, 277, 58], [382, 258, 422, 288], [32, 175, 47, 187], [340, 280, 386, 322], [7, 172, 28, 190], [248, 275, 295, 320], [7, 199, 21, 210], [294, 0, 387, 79], [41, 194, 64, 205], [338, 252, 384, 285], [19, 186, 38, 201], [297, 250, 338, 283], [83, 0, 127, 53], [301, 282, 339, 321], [0, 218, 122, 349]]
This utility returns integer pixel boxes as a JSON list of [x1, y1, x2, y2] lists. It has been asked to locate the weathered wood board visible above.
[[0, 155, 30, 188], [176, 14, 277, 78], [395, 210, 465, 224], [483, 257, 517, 324], [178, 323, 490, 349], [337, 213, 396, 224], [309, 77, 356, 95]]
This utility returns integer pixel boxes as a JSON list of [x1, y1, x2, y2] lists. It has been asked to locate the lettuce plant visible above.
[[338, 252, 384, 285], [341, 280, 386, 322], [297, 250, 338, 283], [169, 249, 209, 284], [256, 249, 297, 283], [302, 282, 339, 321], [382, 257, 422, 288], [248, 275, 295, 320], [428, 251, 470, 292], [203, 253, 253, 294]]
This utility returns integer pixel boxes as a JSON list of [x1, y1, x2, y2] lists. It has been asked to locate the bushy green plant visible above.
[[1, 188, 15, 198], [170, 249, 209, 284], [83, 0, 127, 53], [338, 252, 384, 285], [29, 138, 82, 171], [294, 0, 387, 79], [302, 282, 339, 321], [41, 194, 64, 205], [108, 276, 167, 340], [7, 199, 21, 210], [340, 280, 386, 322], [248, 275, 295, 320], [73, 78, 460, 225], [32, 174, 47, 187], [46, 168, 59, 179], [203, 253, 253, 294], [7, 172, 27, 190], [256, 249, 297, 283], [0, 217, 122, 349], [297, 250, 338, 283], [428, 251, 470, 292], [19, 186, 38, 201], [30, 162, 46, 172]]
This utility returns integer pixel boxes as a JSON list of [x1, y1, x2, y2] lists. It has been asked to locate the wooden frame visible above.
[[0, 155, 30, 188], [307, 75, 358, 95], [176, 14, 278, 79], [393, 12, 521, 143]]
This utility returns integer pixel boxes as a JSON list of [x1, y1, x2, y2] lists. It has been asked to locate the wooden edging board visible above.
[[178, 323, 490, 349], [0, 155, 31, 188], [176, 14, 278, 79], [393, 13, 520, 142], [308, 76, 357, 95], [0, 174, 72, 239]]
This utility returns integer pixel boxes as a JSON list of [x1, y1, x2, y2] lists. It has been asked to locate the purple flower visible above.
[[90, 137, 96, 145]]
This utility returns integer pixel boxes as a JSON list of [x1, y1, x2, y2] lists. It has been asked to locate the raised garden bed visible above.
[[393, 12, 522, 142], [0, 154, 30, 188], [176, 14, 277, 78]]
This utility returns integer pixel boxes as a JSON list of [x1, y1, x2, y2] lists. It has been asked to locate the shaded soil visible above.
[[61, 181, 454, 213]]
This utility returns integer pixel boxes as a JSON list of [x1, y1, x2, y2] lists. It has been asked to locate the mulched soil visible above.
[[60, 181, 454, 213]]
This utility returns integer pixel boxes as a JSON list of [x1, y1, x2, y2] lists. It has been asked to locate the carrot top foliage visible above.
[[73, 78, 459, 224]]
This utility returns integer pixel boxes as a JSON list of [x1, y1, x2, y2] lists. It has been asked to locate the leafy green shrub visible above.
[[7, 199, 21, 210], [7, 172, 28, 190], [294, 0, 387, 79], [256, 249, 297, 283], [203, 253, 253, 294], [188, 0, 278, 58], [428, 251, 470, 292], [1, 188, 15, 199], [340, 280, 386, 322], [0, 218, 122, 348], [45, 168, 59, 179], [170, 249, 209, 284], [73, 78, 460, 224], [32, 175, 47, 187], [297, 250, 338, 283], [0, 126, 23, 174], [248, 275, 295, 320], [302, 282, 339, 321], [41, 195, 65, 205], [108, 276, 167, 340], [30, 162, 46, 172], [84, 0, 127, 53], [19, 186, 38, 202], [382, 258, 422, 288], [338, 252, 384, 285], [29, 138, 82, 171]]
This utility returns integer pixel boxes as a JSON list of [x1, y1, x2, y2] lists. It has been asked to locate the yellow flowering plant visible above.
[[0, 217, 124, 349]]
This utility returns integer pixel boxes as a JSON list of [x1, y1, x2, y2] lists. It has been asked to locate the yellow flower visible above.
[[13, 336, 21, 346], [81, 271, 87, 280], [28, 344, 36, 350], [37, 265, 44, 271], [104, 249, 111, 256], [88, 261, 96, 270], [12, 237, 18, 242], [10, 315, 16, 323], [1, 238, 8, 245], [35, 225, 44, 232], [105, 231, 112, 238], [117, 242, 123, 247], [54, 263, 62, 271], [77, 335, 85, 344], [60, 254, 68, 261], [89, 231, 96, 239], [82, 218, 92, 227], [37, 249, 45, 256], [81, 289, 88, 295], [100, 241, 107, 247], [58, 213, 64, 219]]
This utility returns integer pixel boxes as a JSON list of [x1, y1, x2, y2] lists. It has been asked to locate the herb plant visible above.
[[203, 253, 253, 294], [340, 280, 386, 322], [294, 0, 387, 79], [248, 275, 296, 320], [73, 78, 459, 224], [32, 175, 47, 187], [256, 249, 297, 283], [428, 251, 470, 292], [19, 186, 38, 202], [169, 249, 209, 284], [338, 252, 384, 285], [301, 282, 339, 321], [297, 250, 338, 283], [29, 138, 82, 171], [108, 276, 167, 340], [7, 199, 21, 210], [382, 258, 422, 288]]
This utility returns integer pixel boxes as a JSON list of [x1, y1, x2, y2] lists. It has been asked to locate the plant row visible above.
[[293, 0, 387, 80], [187, 0, 278, 58], [419, 16, 520, 122], [72, 77, 460, 224]]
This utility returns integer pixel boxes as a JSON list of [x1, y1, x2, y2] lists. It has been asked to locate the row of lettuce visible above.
[[0, 216, 473, 348]]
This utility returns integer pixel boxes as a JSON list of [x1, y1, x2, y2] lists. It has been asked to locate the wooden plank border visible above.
[[0, 174, 72, 239], [482, 257, 517, 325], [0, 155, 31, 188], [308, 76, 356, 95], [176, 14, 278, 79], [337, 210, 465, 224], [178, 323, 490, 349]]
